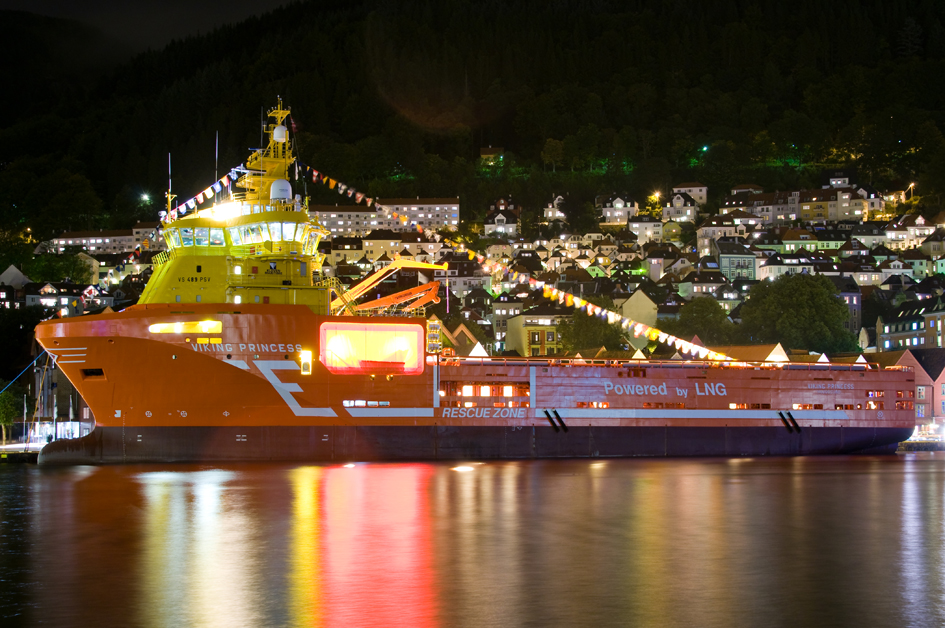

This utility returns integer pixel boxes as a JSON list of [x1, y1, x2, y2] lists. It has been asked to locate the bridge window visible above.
[[164, 228, 180, 248], [210, 228, 225, 246], [194, 228, 209, 246], [180, 227, 194, 246], [228, 227, 243, 245], [269, 222, 283, 241]]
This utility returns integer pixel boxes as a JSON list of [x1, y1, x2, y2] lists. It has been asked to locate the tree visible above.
[[0, 306, 51, 381], [540, 139, 564, 172], [738, 273, 858, 353], [861, 290, 894, 329], [558, 194, 597, 234], [662, 297, 735, 345], [559, 296, 626, 353], [0, 381, 28, 445], [0, 230, 35, 273], [22, 249, 94, 285]]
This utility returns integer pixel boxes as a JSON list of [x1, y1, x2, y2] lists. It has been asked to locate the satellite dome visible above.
[[272, 124, 288, 143], [270, 179, 292, 200]]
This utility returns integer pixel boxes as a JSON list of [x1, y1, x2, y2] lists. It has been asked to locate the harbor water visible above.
[[3, 455, 945, 627]]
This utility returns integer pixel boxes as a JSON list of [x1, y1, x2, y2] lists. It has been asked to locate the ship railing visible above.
[[216, 192, 306, 213], [435, 356, 910, 372], [314, 276, 343, 291], [151, 250, 172, 267], [350, 306, 426, 318]]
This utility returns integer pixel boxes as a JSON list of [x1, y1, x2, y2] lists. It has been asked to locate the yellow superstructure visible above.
[[139, 99, 333, 312]]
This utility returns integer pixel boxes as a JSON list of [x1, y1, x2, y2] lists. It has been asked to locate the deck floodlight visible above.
[[300, 350, 313, 375]]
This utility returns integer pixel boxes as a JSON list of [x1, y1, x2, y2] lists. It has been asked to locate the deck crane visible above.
[[329, 258, 448, 315]]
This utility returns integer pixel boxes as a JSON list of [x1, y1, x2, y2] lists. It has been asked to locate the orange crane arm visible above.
[[403, 286, 441, 311], [353, 281, 441, 311], [330, 258, 448, 313]]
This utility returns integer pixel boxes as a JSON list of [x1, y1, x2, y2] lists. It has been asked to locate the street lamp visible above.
[[908, 183, 915, 200]]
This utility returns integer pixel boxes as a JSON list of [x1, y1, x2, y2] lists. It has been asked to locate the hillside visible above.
[[2, 0, 945, 238]]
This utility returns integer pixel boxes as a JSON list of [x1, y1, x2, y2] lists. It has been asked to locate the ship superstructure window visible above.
[[446, 382, 529, 399], [195, 228, 209, 246], [304, 231, 320, 255], [180, 227, 194, 246], [319, 322, 424, 375], [166, 229, 181, 248], [148, 320, 223, 334], [210, 228, 225, 246], [269, 222, 283, 241], [241, 224, 266, 244], [228, 227, 243, 245]]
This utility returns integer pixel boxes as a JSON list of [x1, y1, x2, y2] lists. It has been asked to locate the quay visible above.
[[0, 452, 38, 463], [899, 440, 945, 452], [0, 443, 42, 464]]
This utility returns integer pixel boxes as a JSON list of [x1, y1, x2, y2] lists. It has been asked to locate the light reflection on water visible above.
[[3, 455, 945, 627]]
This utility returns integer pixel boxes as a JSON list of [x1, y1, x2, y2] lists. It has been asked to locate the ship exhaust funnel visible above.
[[552, 409, 568, 432], [777, 411, 794, 433], [543, 410, 560, 433]]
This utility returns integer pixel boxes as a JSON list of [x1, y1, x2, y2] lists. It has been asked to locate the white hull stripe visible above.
[[57, 360, 87, 364], [557, 409, 851, 421], [254, 360, 336, 417], [346, 408, 435, 418]]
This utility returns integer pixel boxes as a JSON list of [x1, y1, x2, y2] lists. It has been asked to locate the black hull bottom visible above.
[[38, 425, 915, 465]]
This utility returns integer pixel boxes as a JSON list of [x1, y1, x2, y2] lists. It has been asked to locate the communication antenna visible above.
[[165, 152, 176, 214], [215, 131, 219, 203]]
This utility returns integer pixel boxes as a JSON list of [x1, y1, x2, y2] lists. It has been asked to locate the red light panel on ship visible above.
[[319, 322, 424, 375]]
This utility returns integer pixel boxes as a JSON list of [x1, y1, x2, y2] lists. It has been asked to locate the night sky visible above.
[[0, 0, 292, 51]]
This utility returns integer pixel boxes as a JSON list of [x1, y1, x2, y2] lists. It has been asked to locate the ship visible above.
[[34, 101, 917, 464]]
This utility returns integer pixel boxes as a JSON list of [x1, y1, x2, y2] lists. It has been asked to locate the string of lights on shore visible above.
[[162, 161, 729, 361]]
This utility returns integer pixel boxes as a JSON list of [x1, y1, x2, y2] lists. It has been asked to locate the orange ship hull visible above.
[[34, 304, 917, 464]]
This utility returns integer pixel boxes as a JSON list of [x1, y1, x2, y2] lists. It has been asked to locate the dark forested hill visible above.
[[3, 0, 945, 238]]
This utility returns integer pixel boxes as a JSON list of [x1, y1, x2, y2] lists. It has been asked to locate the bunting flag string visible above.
[[160, 157, 729, 361], [159, 172, 234, 225]]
